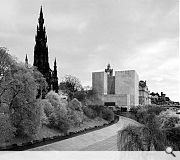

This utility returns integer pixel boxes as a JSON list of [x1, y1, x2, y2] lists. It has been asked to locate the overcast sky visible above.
[[0, 0, 179, 101]]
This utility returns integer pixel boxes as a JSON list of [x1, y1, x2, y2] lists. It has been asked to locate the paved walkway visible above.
[[29, 116, 140, 151]]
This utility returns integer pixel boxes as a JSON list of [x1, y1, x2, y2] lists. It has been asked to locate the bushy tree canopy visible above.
[[59, 75, 83, 100], [0, 114, 16, 143], [0, 48, 42, 137]]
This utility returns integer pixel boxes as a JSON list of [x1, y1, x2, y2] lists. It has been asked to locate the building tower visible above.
[[25, 54, 28, 68], [105, 63, 113, 76], [105, 64, 115, 94], [52, 58, 59, 93], [33, 6, 53, 91]]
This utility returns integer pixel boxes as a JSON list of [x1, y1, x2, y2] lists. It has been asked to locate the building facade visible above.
[[26, 6, 58, 93], [92, 64, 139, 106], [139, 80, 151, 105]]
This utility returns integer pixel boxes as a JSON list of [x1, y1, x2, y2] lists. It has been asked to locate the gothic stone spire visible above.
[[53, 58, 58, 77], [25, 54, 28, 68], [52, 58, 58, 93], [33, 6, 51, 90]]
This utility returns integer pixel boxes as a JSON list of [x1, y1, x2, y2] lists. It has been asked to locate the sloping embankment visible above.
[[29, 116, 140, 151]]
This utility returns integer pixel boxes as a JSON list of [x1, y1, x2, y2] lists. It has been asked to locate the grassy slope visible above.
[[2, 117, 108, 147]]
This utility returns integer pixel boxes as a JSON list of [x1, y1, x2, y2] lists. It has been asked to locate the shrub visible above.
[[41, 109, 49, 125], [165, 127, 180, 150], [157, 110, 180, 129], [10, 100, 41, 137], [0, 103, 9, 114], [39, 99, 54, 117], [88, 105, 104, 115], [121, 107, 127, 112], [132, 105, 165, 124], [73, 90, 87, 102], [161, 117, 180, 129], [136, 110, 146, 124], [48, 113, 57, 126], [82, 106, 97, 119], [164, 117, 179, 128], [0, 114, 16, 143], [101, 108, 114, 122], [68, 110, 84, 126], [45, 91, 61, 108], [19, 119, 38, 136], [68, 98, 82, 111], [48, 112, 70, 134], [146, 106, 165, 115], [46, 91, 68, 113]]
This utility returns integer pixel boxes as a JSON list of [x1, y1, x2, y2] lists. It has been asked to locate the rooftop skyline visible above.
[[0, 0, 179, 101]]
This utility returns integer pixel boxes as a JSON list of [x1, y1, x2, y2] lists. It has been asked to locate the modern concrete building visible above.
[[92, 64, 139, 106], [92, 72, 107, 95], [115, 70, 139, 106]]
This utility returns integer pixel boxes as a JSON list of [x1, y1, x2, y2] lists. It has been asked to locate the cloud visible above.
[[47, 13, 89, 33], [0, 0, 178, 101], [122, 38, 179, 101]]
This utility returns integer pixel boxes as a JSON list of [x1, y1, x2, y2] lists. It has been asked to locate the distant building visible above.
[[92, 64, 139, 106], [139, 80, 151, 105], [150, 92, 177, 105], [150, 92, 161, 105]]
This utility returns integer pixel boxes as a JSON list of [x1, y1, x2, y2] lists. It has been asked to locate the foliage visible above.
[[46, 94, 70, 133], [59, 75, 83, 100], [72, 90, 87, 102], [68, 98, 82, 111], [68, 110, 84, 126], [83, 105, 114, 122], [121, 107, 127, 112], [48, 112, 70, 134], [44, 92, 87, 131], [39, 99, 54, 117], [45, 91, 61, 108], [118, 125, 146, 151], [7, 66, 42, 137], [10, 100, 41, 136], [41, 109, 49, 125], [66, 98, 84, 126], [163, 117, 180, 128], [0, 114, 16, 143], [0, 50, 42, 137], [158, 112, 180, 129], [0, 103, 9, 114], [32, 67, 48, 98], [131, 105, 166, 124], [145, 105, 166, 115], [118, 105, 180, 151], [101, 108, 114, 122], [117, 114, 168, 151], [0, 47, 17, 82], [88, 105, 104, 116], [82, 106, 97, 119], [165, 127, 180, 150], [85, 90, 103, 106], [45, 91, 68, 110]]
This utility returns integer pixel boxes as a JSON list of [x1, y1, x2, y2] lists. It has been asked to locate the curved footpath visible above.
[[29, 116, 140, 151]]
